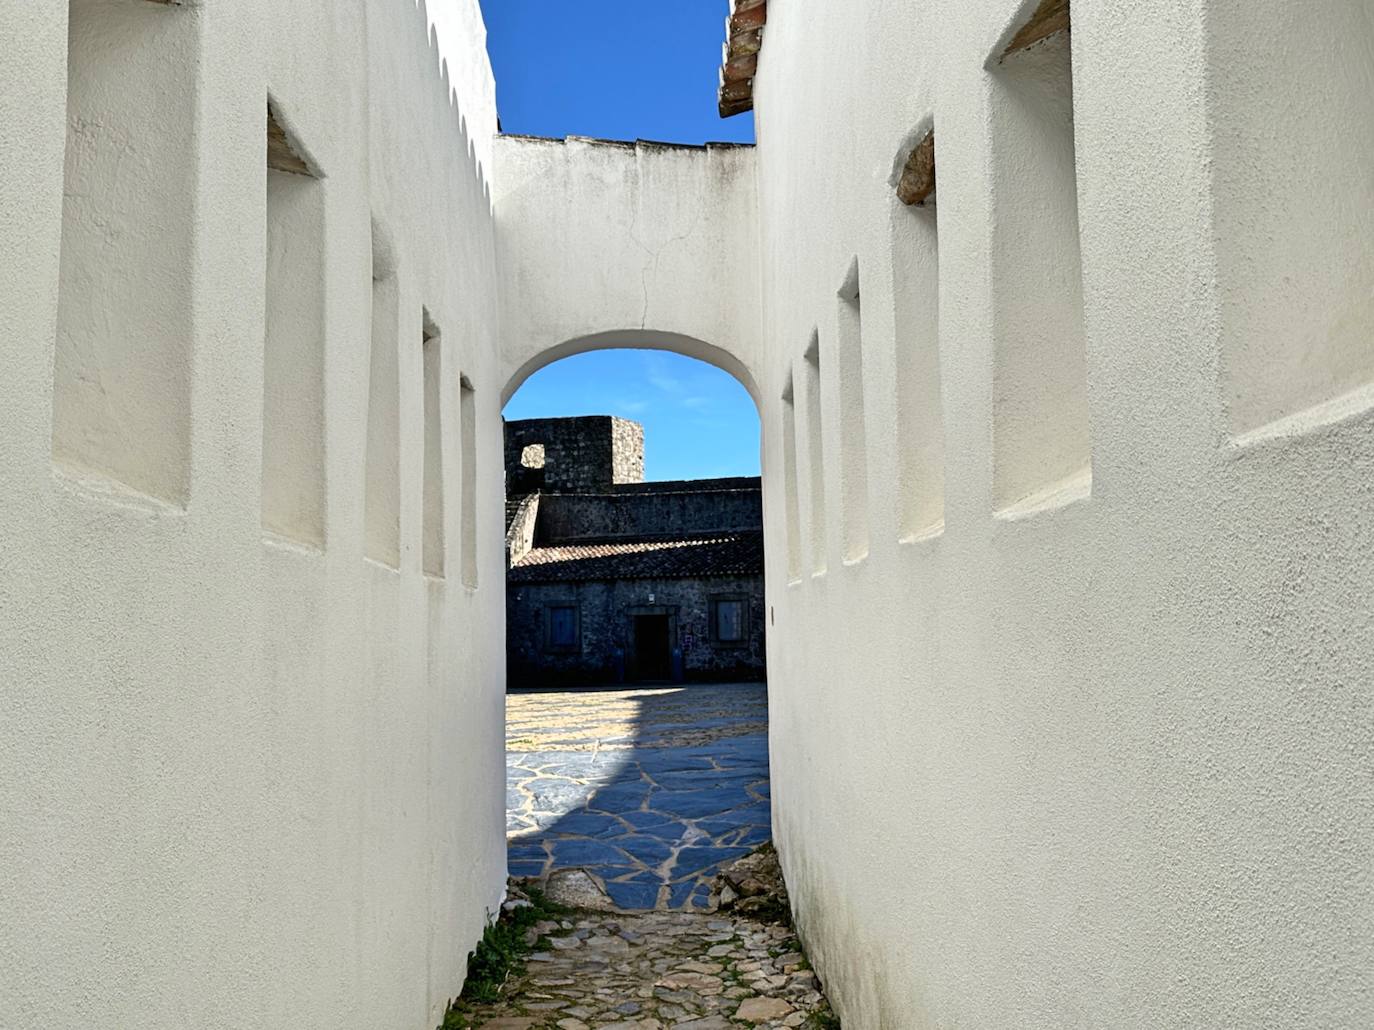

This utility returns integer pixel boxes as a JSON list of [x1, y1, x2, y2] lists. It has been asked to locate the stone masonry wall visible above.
[[609, 418, 645, 485], [507, 573, 766, 688], [505, 416, 645, 495], [536, 485, 762, 544]]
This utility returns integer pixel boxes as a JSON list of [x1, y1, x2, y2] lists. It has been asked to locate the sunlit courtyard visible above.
[[506, 684, 770, 910]]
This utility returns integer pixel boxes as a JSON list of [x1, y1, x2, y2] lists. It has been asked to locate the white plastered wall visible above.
[[749, 0, 1374, 1027], [492, 135, 763, 404], [0, 2, 506, 1028]]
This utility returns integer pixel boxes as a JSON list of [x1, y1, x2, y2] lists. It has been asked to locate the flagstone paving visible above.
[[507, 684, 770, 911], [450, 908, 835, 1029]]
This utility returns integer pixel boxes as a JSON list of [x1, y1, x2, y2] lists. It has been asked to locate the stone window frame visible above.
[[543, 603, 582, 654], [709, 594, 750, 648]]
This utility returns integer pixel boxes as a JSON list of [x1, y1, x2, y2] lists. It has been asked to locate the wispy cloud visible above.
[[680, 395, 712, 411], [644, 352, 685, 395], [617, 399, 650, 415]]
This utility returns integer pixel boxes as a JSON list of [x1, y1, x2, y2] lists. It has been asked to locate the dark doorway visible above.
[[632, 614, 672, 682]]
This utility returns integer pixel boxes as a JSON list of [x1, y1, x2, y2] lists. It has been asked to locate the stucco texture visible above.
[[1, 2, 505, 1028], [746, 1, 1374, 1027]]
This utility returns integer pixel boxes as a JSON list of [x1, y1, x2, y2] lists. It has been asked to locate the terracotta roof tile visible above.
[[509, 532, 763, 584], [718, 0, 767, 118]]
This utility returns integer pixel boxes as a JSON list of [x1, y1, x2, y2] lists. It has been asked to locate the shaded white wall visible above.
[[0, 2, 505, 1028], [747, 1, 1374, 1027], [492, 135, 763, 403]]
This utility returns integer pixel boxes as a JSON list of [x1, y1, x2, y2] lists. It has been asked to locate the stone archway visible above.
[[501, 329, 763, 411]]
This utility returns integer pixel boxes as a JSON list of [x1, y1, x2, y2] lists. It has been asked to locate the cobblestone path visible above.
[[453, 909, 834, 1029], [506, 684, 770, 911]]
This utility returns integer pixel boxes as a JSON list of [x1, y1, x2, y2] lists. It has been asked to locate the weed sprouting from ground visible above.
[[439, 886, 569, 1026]]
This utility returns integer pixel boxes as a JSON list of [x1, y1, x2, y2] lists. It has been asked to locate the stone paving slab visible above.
[[507, 684, 770, 911], [449, 909, 834, 1029]]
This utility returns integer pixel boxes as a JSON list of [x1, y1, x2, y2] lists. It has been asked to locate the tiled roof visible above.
[[613, 476, 761, 495], [718, 0, 767, 118], [509, 532, 764, 584]]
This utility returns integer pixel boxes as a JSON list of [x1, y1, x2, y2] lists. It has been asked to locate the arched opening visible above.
[[501, 329, 764, 409], [501, 339, 770, 912]]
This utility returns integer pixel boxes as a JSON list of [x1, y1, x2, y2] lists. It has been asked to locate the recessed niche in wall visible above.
[[460, 374, 478, 588], [988, 5, 1092, 516], [52, 0, 198, 504], [1214, 0, 1374, 442], [364, 228, 401, 568], [422, 312, 445, 579], [262, 101, 326, 547], [781, 372, 803, 583], [836, 261, 870, 562], [803, 333, 827, 575], [891, 128, 946, 540]]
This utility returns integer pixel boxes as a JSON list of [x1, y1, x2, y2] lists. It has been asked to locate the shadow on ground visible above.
[[505, 682, 770, 910]]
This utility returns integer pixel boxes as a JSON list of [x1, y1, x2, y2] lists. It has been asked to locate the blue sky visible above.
[[478, 0, 755, 146], [503, 350, 760, 481], [481, 1, 761, 481]]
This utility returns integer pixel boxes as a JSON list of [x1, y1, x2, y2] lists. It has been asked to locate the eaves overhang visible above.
[[718, 0, 767, 118]]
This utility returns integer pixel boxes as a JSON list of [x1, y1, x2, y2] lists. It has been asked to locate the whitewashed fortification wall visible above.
[[748, 1, 1374, 1028], [2, 2, 506, 1028]]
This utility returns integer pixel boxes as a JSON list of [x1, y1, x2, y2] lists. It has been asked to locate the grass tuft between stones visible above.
[[440, 886, 570, 1025]]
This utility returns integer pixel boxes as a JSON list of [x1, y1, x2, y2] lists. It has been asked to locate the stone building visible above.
[[505, 416, 766, 688], [4, 0, 1374, 1027]]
